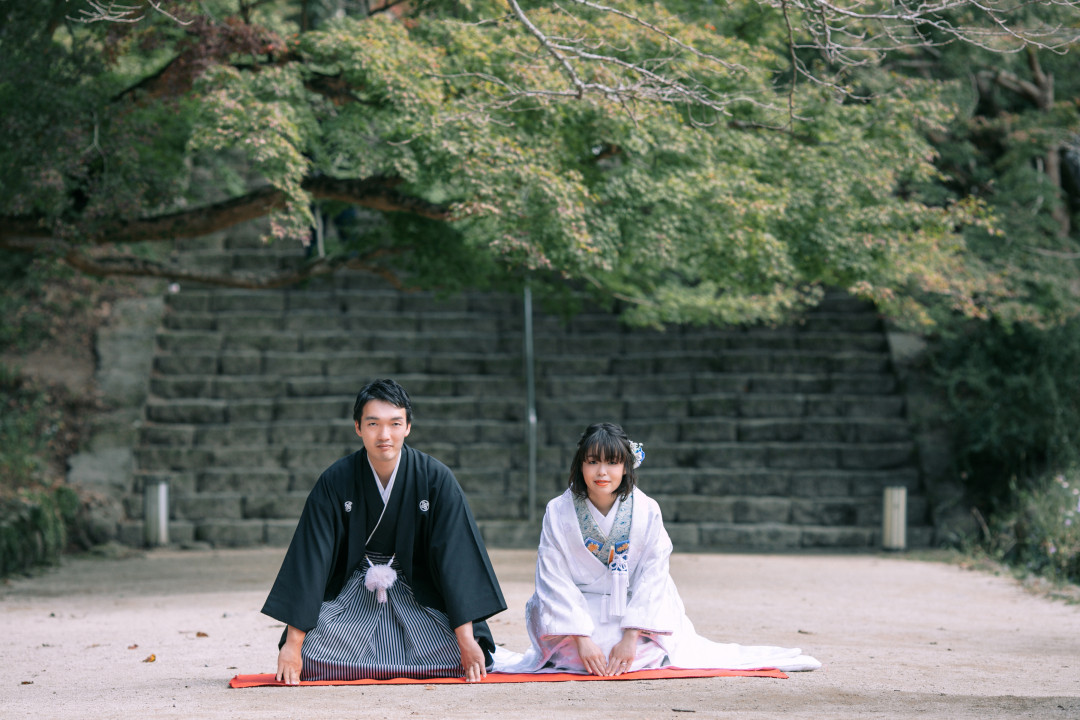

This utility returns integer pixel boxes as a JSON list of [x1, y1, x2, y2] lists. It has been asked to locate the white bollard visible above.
[[144, 478, 170, 547], [882, 486, 907, 551]]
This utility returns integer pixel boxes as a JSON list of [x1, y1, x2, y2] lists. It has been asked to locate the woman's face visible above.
[[581, 450, 625, 508]]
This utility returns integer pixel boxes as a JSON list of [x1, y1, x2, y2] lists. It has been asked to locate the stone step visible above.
[[167, 287, 515, 315], [154, 347, 524, 376], [146, 369, 897, 401], [130, 265, 923, 551], [144, 386, 904, 421], [476, 520, 932, 551], [137, 416, 909, 449], [134, 439, 914, 475], [650, 492, 929, 528]]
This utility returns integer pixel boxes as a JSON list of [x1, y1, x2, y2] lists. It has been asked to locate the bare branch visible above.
[[68, 0, 192, 25]]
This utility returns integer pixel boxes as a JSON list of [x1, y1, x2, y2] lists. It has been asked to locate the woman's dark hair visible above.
[[568, 422, 637, 500], [353, 378, 412, 425]]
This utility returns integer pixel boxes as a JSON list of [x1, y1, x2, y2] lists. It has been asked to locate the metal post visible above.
[[144, 478, 170, 547], [882, 486, 907, 551], [524, 286, 538, 523]]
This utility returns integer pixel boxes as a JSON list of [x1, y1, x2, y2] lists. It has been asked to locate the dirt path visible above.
[[2, 548, 1078, 719]]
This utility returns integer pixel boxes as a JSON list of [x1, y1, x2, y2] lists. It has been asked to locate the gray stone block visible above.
[[213, 291, 286, 313], [737, 419, 803, 442], [146, 399, 226, 424], [275, 398, 350, 421], [265, 519, 299, 546], [197, 469, 290, 494], [168, 520, 196, 546], [219, 352, 263, 375], [68, 448, 134, 493], [155, 354, 218, 375], [790, 472, 851, 497], [625, 398, 689, 421], [661, 495, 736, 523], [636, 469, 695, 494], [174, 493, 244, 520], [157, 331, 222, 352], [840, 443, 914, 470], [282, 445, 349, 472], [692, 443, 768, 469], [197, 520, 266, 547], [738, 395, 806, 418], [767, 445, 838, 469], [664, 522, 701, 551], [733, 497, 791, 523], [468, 493, 525, 520], [244, 492, 306, 519], [264, 352, 325, 377], [140, 424, 196, 446], [226, 399, 275, 422], [790, 498, 859, 526], [214, 377, 283, 400], [211, 446, 285, 469], [225, 332, 300, 352], [799, 526, 875, 548], [477, 520, 542, 549], [698, 522, 802, 549]]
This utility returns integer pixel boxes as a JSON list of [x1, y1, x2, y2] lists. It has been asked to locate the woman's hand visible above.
[[573, 635, 609, 676], [607, 628, 640, 675]]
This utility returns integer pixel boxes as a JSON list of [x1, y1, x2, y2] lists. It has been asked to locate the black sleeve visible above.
[[260, 474, 342, 632], [425, 466, 507, 630]]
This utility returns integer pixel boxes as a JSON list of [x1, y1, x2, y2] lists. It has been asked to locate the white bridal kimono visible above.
[[494, 488, 820, 674]]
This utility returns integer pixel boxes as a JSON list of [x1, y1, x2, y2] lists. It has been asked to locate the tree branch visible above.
[[0, 175, 449, 245], [1, 233, 411, 290]]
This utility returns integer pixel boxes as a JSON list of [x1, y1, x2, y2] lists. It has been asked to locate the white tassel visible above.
[[364, 557, 397, 604], [609, 568, 628, 618]]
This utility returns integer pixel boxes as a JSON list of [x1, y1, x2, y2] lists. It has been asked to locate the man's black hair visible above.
[[353, 378, 413, 425]]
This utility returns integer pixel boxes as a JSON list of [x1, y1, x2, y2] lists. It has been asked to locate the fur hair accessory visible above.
[[629, 440, 645, 469], [364, 556, 397, 604]]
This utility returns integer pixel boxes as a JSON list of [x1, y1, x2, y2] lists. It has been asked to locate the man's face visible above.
[[355, 398, 411, 467]]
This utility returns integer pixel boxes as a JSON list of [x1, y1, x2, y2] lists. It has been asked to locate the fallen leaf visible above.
[[143, 654, 156, 663], [128, 644, 138, 650], [196, 631, 208, 638], [21, 681, 33, 685]]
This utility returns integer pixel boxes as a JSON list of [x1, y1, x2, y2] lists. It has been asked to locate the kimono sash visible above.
[[573, 493, 633, 618]]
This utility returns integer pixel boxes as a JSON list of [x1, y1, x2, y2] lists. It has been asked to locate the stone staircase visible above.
[[123, 231, 930, 551]]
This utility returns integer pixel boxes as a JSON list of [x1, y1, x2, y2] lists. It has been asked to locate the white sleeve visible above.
[[620, 498, 682, 635], [530, 500, 595, 639]]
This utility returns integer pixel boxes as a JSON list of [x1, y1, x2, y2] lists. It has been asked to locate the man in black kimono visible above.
[[262, 378, 506, 684]]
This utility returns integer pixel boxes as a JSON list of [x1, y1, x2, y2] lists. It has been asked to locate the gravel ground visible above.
[[2, 547, 1079, 719]]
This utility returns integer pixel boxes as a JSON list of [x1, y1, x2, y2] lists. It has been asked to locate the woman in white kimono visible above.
[[496, 423, 820, 676]]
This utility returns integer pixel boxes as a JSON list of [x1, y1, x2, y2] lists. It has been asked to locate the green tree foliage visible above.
[[931, 318, 1080, 503], [1, 0, 1078, 328]]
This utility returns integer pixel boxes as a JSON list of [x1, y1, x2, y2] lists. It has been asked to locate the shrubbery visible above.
[[931, 318, 1080, 583], [0, 368, 87, 576]]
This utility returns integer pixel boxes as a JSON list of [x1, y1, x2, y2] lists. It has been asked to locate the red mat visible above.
[[229, 667, 787, 687]]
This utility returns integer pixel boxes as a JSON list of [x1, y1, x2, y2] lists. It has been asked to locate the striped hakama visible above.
[[300, 552, 464, 681]]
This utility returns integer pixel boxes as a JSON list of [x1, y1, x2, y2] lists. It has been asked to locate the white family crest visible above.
[[344, 501, 353, 513], [419, 500, 430, 512]]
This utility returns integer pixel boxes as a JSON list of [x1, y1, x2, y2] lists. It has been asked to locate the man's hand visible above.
[[607, 628, 640, 675], [454, 622, 487, 683], [275, 625, 306, 686], [573, 635, 609, 676]]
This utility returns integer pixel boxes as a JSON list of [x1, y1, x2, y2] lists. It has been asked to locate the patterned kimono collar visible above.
[[573, 492, 633, 618]]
